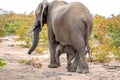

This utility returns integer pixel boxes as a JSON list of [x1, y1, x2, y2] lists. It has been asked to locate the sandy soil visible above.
[[0, 36, 120, 80]]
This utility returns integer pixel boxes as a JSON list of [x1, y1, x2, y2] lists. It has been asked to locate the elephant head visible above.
[[28, 0, 48, 54]]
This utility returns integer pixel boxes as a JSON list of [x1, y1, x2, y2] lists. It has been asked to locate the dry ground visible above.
[[0, 36, 120, 80]]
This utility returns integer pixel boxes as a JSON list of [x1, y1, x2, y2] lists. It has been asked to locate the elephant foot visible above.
[[57, 63, 61, 66], [67, 66, 77, 72], [48, 63, 58, 68], [77, 67, 89, 74], [67, 63, 72, 67]]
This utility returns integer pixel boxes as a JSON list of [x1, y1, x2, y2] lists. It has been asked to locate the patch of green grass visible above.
[[0, 58, 7, 71], [18, 58, 42, 68], [18, 59, 34, 65], [115, 57, 120, 61], [18, 57, 39, 65]]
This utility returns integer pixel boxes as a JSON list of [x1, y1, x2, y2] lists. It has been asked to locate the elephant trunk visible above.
[[28, 20, 41, 54]]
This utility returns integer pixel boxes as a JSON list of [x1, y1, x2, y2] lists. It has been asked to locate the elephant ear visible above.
[[41, 0, 48, 27]]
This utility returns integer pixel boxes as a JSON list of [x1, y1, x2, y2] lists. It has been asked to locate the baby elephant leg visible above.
[[55, 44, 63, 66], [65, 46, 76, 67]]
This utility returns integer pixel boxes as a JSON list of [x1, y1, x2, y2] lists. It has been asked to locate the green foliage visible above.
[[0, 11, 7, 37], [107, 15, 120, 47], [14, 13, 48, 53], [0, 13, 22, 35], [4, 20, 21, 34], [92, 44, 112, 62], [111, 46, 120, 60], [16, 24, 32, 47], [15, 13, 35, 47], [19, 59, 34, 65], [19, 57, 39, 65], [19, 57, 42, 68], [0, 28, 6, 38], [94, 14, 105, 26], [106, 15, 120, 59], [0, 58, 6, 70], [90, 14, 120, 62]]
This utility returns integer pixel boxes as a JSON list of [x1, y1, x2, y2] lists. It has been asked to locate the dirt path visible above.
[[0, 36, 120, 80]]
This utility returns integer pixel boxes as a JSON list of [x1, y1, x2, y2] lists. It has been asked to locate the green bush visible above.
[[0, 28, 6, 38], [0, 58, 6, 70], [13, 13, 48, 53], [112, 46, 120, 60], [107, 15, 120, 59], [90, 14, 120, 62], [107, 15, 120, 48], [15, 24, 32, 47], [15, 13, 35, 47]]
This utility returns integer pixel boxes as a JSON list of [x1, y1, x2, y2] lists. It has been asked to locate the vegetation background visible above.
[[0, 9, 120, 69]]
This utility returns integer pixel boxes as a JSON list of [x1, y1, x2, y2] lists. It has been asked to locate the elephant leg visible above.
[[76, 38, 89, 73], [55, 45, 62, 66], [67, 53, 70, 66], [67, 49, 75, 67], [56, 52, 61, 66], [48, 39, 58, 68], [48, 26, 58, 68], [67, 51, 79, 72], [77, 51, 89, 74], [55, 44, 64, 66], [68, 34, 89, 73], [68, 47, 89, 73]]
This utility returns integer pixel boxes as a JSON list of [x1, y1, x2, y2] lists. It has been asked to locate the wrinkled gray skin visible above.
[[28, 0, 93, 73], [56, 44, 92, 68], [55, 44, 76, 67]]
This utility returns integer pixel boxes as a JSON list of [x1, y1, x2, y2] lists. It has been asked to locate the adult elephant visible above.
[[28, 0, 93, 73]]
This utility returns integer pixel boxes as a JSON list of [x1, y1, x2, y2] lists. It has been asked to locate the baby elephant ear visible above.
[[41, 0, 48, 27]]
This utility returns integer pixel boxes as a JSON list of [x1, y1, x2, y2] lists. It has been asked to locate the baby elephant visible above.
[[55, 44, 76, 67]]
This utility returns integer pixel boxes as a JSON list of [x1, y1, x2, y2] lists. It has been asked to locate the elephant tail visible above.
[[84, 19, 93, 61], [84, 18, 93, 47], [87, 22, 93, 45]]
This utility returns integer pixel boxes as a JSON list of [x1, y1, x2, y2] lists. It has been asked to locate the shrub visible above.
[[0, 28, 6, 38], [15, 24, 32, 47], [112, 46, 120, 60], [89, 14, 120, 62], [0, 58, 6, 70], [107, 15, 120, 59]]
